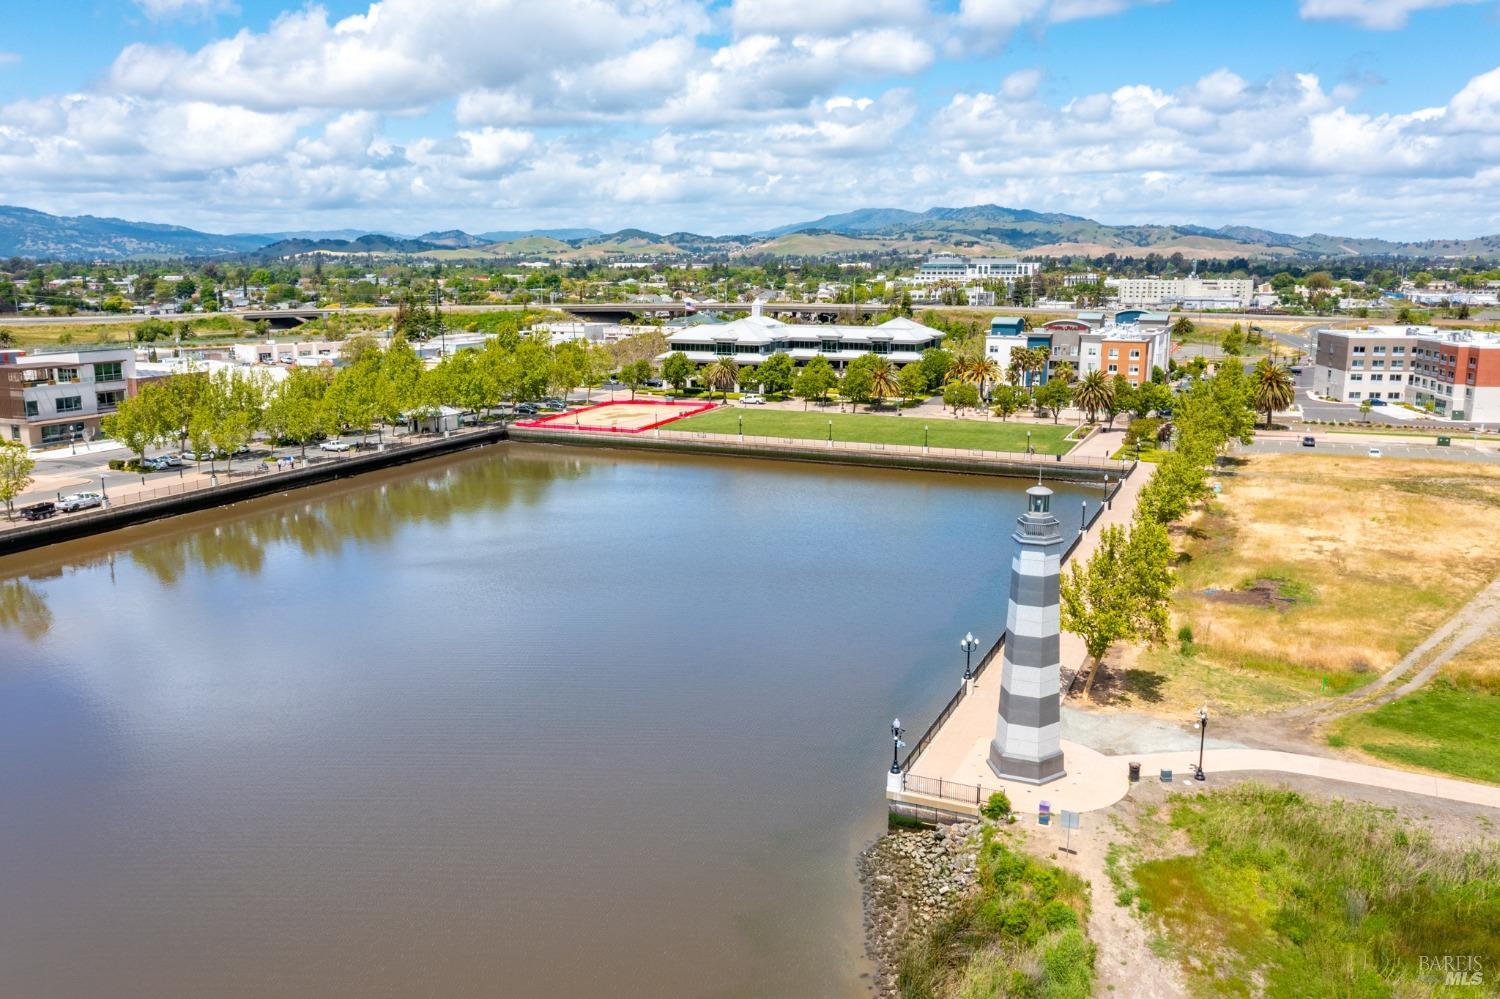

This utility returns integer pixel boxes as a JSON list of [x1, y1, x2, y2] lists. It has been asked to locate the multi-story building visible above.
[[987, 318, 1170, 387], [1312, 325, 1500, 422], [910, 255, 1041, 287], [1108, 276, 1254, 309], [661, 308, 944, 372], [0, 346, 138, 448]]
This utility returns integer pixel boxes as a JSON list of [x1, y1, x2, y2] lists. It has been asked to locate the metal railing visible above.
[[520, 425, 1134, 472]]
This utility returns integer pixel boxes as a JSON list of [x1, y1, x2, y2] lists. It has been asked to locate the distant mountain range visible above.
[[4, 203, 1499, 262]]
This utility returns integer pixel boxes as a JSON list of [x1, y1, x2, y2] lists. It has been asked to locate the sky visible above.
[[1, 0, 1499, 240]]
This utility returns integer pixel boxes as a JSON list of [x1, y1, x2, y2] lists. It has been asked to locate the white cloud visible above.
[[729, 0, 930, 35], [0, 52, 20, 67], [1000, 68, 1043, 100], [1297, 0, 1483, 29]]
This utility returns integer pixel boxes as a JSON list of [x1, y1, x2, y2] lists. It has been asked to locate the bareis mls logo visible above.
[[1418, 955, 1484, 987]]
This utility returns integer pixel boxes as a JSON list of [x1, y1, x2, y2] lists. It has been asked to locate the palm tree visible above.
[[1074, 370, 1112, 423], [1250, 358, 1295, 428], [868, 355, 900, 408], [1169, 315, 1195, 340], [702, 357, 739, 400], [959, 355, 1001, 400], [1052, 361, 1076, 384]]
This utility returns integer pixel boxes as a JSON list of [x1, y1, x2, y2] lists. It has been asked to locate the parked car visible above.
[[741, 394, 766, 405], [516, 402, 540, 415], [1368, 447, 1383, 458], [1301, 436, 1316, 447], [319, 439, 353, 452], [154, 453, 183, 467], [541, 399, 567, 412], [58, 492, 104, 512], [20, 501, 57, 521]]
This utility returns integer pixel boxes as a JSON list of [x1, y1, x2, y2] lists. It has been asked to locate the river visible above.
[[0, 442, 1085, 998]]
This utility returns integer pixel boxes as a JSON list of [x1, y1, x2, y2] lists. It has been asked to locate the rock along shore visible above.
[[856, 821, 981, 996]]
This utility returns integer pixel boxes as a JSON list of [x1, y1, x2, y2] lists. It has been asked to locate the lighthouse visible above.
[[988, 483, 1066, 784]]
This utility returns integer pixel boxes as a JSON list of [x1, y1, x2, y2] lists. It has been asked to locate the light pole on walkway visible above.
[[889, 718, 905, 775], [1192, 706, 1209, 781], [960, 632, 979, 681]]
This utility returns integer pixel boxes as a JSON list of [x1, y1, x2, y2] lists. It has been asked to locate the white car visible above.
[[741, 394, 766, 405], [1367, 447, 1382, 458], [320, 439, 353, 452], [58, 491, 104, 512]]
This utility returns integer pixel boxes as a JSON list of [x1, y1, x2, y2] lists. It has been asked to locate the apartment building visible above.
[[1312, 325, 1500, 422], [0, 346, 138, 448], [1109, 276, 1254, 309], [986, 318, 1170, 387]]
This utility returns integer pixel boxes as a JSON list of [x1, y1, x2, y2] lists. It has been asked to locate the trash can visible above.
[[1128, 761, 1141, 782]]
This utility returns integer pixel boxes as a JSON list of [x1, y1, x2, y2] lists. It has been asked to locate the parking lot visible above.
[[1244, 435, 1500, 464]]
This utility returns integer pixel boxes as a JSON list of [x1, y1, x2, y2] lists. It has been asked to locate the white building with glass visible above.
[[661, 310, 943, 370]]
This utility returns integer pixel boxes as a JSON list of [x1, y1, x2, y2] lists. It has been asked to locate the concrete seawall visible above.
[[0, 426, 507, 557], [507, 427, 1128, 483]]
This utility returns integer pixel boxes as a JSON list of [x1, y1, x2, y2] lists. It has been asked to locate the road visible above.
[[1242, 436, 1500, 463]]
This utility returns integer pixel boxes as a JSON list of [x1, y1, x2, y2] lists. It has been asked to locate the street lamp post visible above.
[[738, 413, 744, 441], [1027, 429, 1033, 457], [827, 419, 833, 445], [1192, 707, 1209, 781], [960, 631, 979, 681], [889, 718, 905, 774], [1080, 499, 1087, 534], [923, 424, 929, 452]]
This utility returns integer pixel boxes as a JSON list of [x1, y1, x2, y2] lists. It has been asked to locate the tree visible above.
[[1035, 378, 1073, 423], [701, 357, 739, 400], [793, 355, 837, 409], [919, 348, 953, 390], [1060, 522, 1172, 699], [1074, 370, 1111, 423], [1052, 361, 1076, 385], [840, 355, 876, 412], [263, 367, 333, 457], [868, 355, 900, 408], [1104, 376, 1133, 429], [990, 384, 1023, 420], [1360, 397, 1374, 422], [942, 380, 980, 416], [896, 362, 928, 406], [100, 382, 171, 465], [1169, 316, 1195, 340], [1220, 328, 1245, 355], [0, 440, 37, 519], [756, 352, 795, 397], [620, 359, 653, 400], [1249, 357, 1295, 428], [1130, 380, 1174, 419], [661, 352, 694, 397]]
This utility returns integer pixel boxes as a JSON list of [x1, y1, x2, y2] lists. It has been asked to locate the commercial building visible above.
[[661, 307, 943, 370], [988, 316, 1170, 387], [1, 346, 138, 448], [910, 255, 1041, 287], [1312, 325, 1500, 422], [1108, 276, 1254, 309]]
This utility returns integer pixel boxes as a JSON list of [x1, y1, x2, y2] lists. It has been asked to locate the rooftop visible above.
[[1319, 325, 1500, 346]]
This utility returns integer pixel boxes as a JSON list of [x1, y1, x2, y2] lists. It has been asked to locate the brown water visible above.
[[0, 443, 1084, 998]]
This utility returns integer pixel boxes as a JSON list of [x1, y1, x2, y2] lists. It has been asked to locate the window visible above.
[[8, 425, 17, 441], [1349, 391, 1362, 399], [25, 400, 38, 418], [1129, 350, 1141, 359], [1107, 364, 1118, 373], [1387, 392, 1401, 400], [1353, 346, 1366, 354], [871, 341, 890, 354], [1107, 349, 1119, 359], [1372, 346, 1386, 354], [714, 343, 734, 356], [40, 421, 85, 444], [93, 361, 123, 381], [1372, 360, 1384, 368], [96, 389, 125, 409], [55, 366, 80, 383], [1351, 360, 1364, 369], [55, 396, 83, 413], [1392, 346, 1405, 355], [1350, 374, 1363, 381], [820, 340, 839, 353]]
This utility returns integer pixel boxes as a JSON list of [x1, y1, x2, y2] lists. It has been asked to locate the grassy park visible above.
[[1124, 784, 1500, 996], [1124, 454, 1500, 712], [671, 408, 1076, 455]]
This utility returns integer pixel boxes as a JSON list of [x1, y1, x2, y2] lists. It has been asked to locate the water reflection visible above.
[[0, 579, 51, 641], [121, 448, 590, 585]]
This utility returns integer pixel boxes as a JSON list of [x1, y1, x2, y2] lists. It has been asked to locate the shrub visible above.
[[108, 459, 126, 471], [981, 790, 1012, 821]]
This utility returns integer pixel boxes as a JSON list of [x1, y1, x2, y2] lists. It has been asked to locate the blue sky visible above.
[[2, 0, 1499, 239]]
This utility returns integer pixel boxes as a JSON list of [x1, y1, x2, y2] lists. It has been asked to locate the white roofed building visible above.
[[660, 306, 944, 371]]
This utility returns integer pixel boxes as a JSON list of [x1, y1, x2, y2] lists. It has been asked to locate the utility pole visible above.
[[431, 279, 446, 357]]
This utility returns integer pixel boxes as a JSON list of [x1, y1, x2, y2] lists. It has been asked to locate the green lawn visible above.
[[671, 408, 1075, 455], [1329, 680, 1500, 785]]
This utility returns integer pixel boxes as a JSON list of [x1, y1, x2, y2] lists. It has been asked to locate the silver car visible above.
[[58, 491, 104, 512]]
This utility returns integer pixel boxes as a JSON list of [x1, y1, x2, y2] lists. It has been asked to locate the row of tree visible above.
[[1060, 362, 1263, 697]]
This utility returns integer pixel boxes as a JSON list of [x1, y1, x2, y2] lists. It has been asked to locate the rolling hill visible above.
[[4, 202, 1499, 262]]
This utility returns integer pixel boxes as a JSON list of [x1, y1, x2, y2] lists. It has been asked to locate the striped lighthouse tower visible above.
[[988, 483, 1066, 784]]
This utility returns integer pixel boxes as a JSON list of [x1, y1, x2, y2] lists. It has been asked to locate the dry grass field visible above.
[[1125, 454, 1500, 711]]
